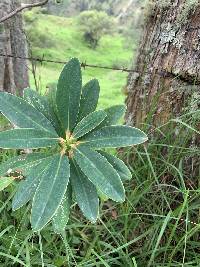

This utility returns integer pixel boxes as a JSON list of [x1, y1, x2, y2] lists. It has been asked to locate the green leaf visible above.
[[31, 154, 70, 231], [0, 152, 54, 177], [56, 58, 82, 131], [70, 161, 99, 223], [52, 185, 72, 234], [0, 128, 58, 149], [47, 84, 58, 114], [47, 86, 57, 115], [100, 105, 126, 127], [73, 110, 106, 139], [23, 88, 62, 135], [97, 188, 109, 202], [47, 85, 66, 137], [78, 79, 100, 122], [0, 92, 56, 134], [74, 146, 125, 202], [98, 151, 132, 182], [47, 86, 66, 138], [0, 177, 14, 191], [82, 126, 148, 148], [12, 158, 53, 211], [23, 88, 51, 117]]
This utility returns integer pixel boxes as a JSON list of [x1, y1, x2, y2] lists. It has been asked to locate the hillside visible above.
[[26, 13, 134, 108], [41, 0, 144, 26]]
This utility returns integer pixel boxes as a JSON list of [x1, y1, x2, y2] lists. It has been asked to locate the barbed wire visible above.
[[0, 52, 176, 78], [1, 52, 199, 85], [0, 53, 138, 73]]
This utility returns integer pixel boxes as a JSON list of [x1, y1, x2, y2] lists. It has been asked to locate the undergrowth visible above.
[[0, 108, 199, 266]]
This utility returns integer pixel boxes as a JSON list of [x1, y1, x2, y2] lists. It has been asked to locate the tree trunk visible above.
[[125, 0, 200, 128], [0, 0, 29, 95]]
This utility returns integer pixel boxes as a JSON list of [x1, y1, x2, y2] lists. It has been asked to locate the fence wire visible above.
[[0, 52, 193, 84]]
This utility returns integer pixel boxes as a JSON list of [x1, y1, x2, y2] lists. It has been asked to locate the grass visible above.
[[26, 13, 133, 109], [0, 11, 200, 267], [0, 109, 199, 266]]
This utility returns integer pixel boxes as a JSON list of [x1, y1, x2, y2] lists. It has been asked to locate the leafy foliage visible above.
[[0, 177, 14, 191], [0, 58, 147, 232], [77, 10, 115, 48]]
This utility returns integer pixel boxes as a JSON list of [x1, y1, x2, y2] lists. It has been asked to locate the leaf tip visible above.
[[89, 215, 98, 224], [11, 204, 17, 212]]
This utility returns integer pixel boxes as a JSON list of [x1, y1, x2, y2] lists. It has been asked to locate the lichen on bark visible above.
[[176, 0, 199, 26], [125, 0, 200, 128]]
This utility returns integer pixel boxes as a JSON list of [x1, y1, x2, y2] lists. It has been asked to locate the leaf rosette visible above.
[[0, 58, 148, 232]]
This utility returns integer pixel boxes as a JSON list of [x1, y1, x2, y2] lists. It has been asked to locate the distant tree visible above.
[[78, 10, 115, 48]]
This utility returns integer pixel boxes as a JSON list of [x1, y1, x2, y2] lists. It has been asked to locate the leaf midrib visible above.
[[3, 137, 59, 141], [74, 115, 103, 138], [76, 149, 105, 185], [84, 136, 147, 143], [1, 96, 56, 134], [73, 162, 97, 221], [14, 162, 51, 209], [0, 154, 54, 176], [76, 148, 120, 196], [34, 155, 64, 229]]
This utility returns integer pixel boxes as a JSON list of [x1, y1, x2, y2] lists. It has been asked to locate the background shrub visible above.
[[77, 10, 115, 48]]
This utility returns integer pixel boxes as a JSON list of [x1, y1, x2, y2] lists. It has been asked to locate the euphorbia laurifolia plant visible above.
[[0, 58, 148, 232]]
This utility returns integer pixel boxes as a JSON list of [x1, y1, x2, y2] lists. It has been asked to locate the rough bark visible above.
[[0, 0, 29, 95], [125, 0, 200, 128]]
